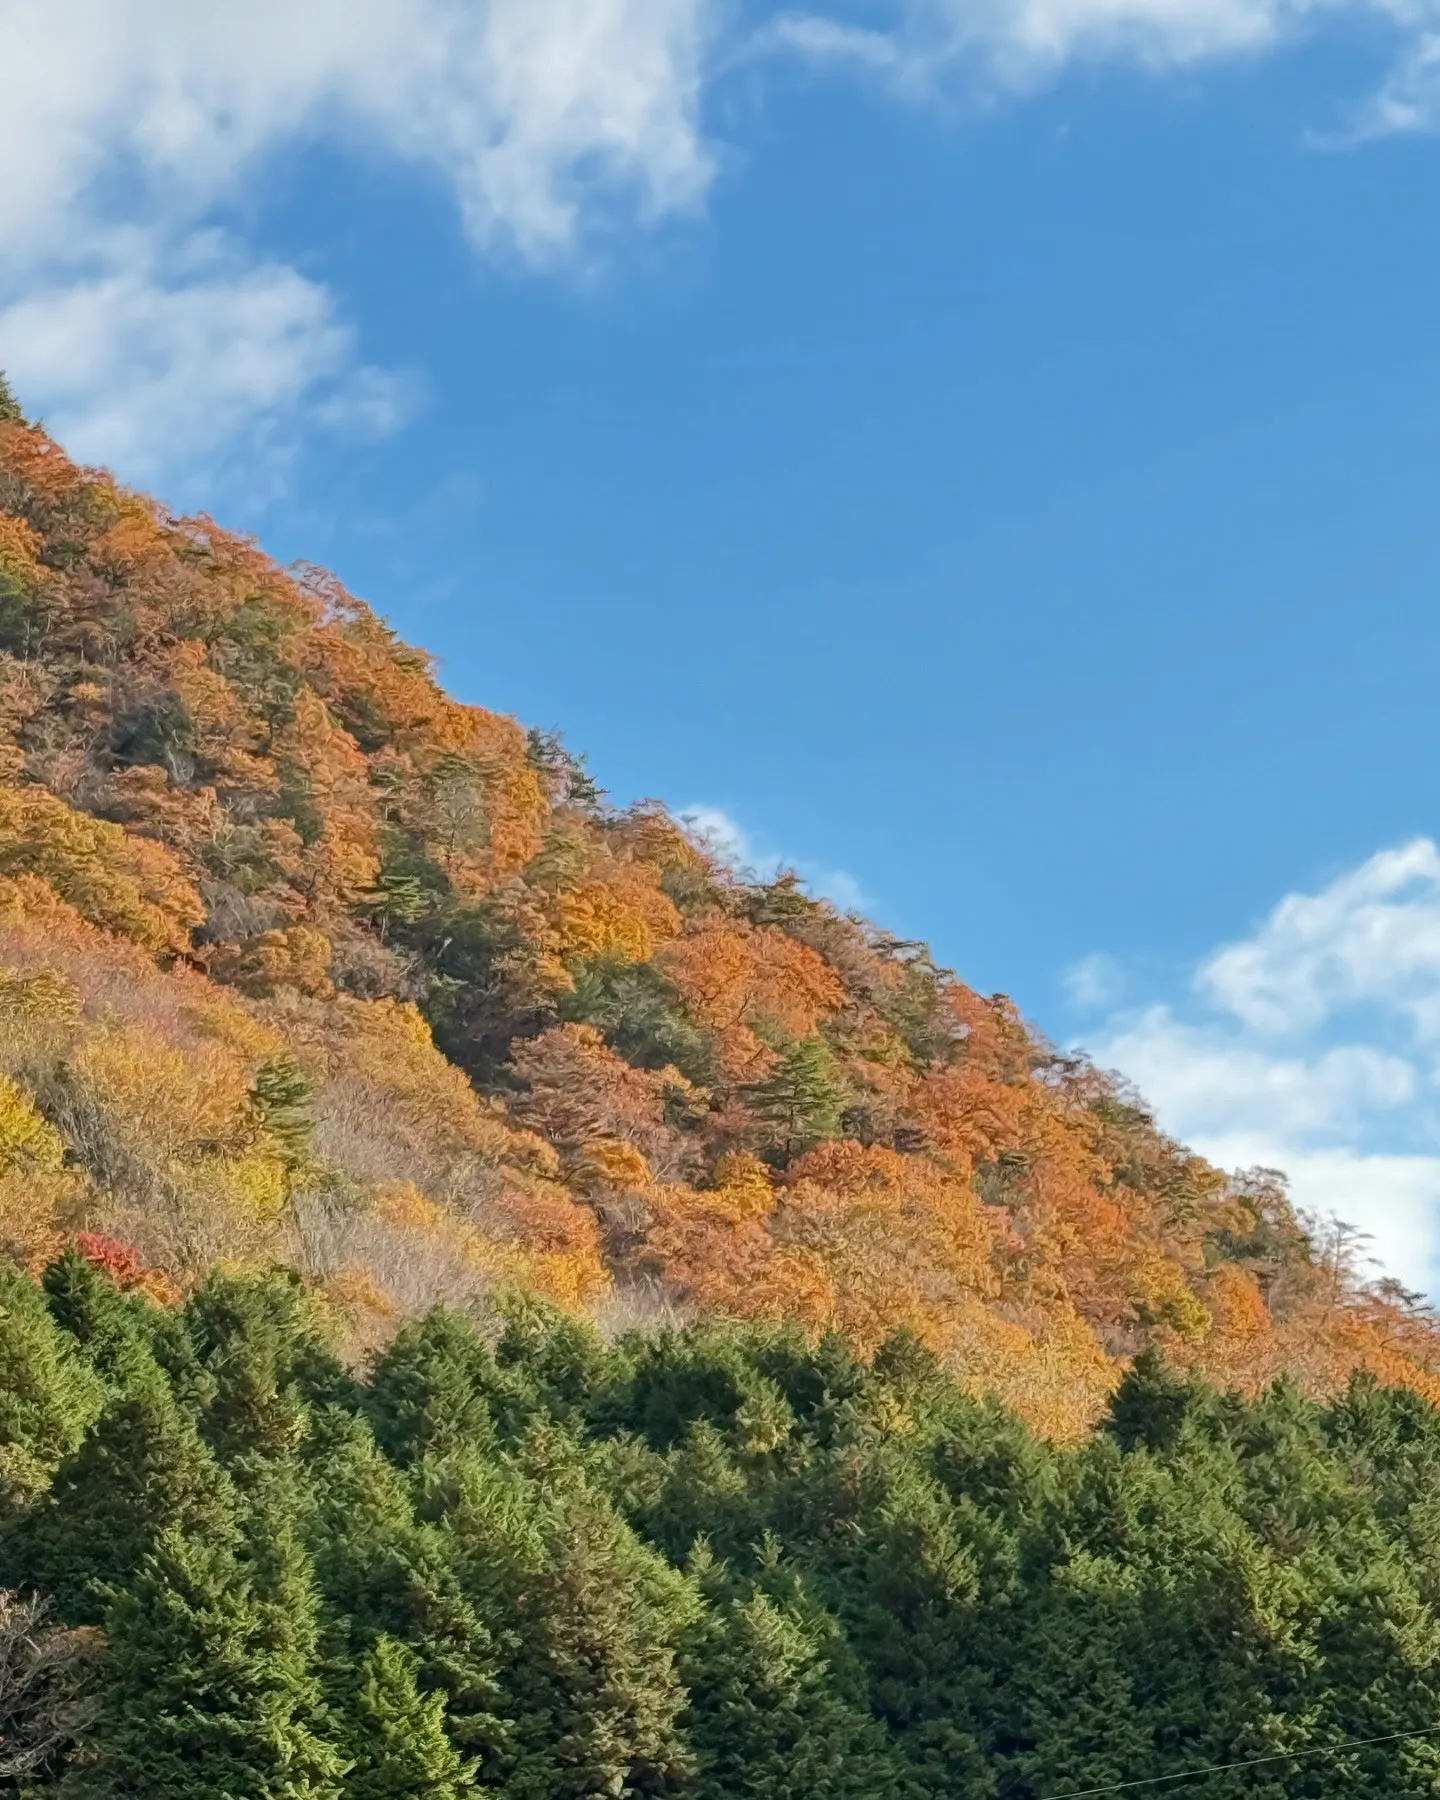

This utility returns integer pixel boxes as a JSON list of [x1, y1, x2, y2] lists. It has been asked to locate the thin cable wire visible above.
[[1046, 1723, 1440, 1798]]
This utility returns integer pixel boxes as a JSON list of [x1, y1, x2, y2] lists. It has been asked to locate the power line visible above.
[[1047, 1724, 1440, 1798]]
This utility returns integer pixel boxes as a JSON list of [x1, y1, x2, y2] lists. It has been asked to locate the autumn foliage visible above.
[[0, 406, 1434, 1435]]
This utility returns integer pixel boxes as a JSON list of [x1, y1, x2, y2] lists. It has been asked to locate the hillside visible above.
[[0, 379, 1435, 1437]]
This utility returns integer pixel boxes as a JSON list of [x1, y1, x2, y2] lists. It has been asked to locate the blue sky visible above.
[[7, 0, 1440, 1285]]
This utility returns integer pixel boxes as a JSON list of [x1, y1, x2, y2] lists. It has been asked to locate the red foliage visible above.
[[73, 1232, 149, 1289]]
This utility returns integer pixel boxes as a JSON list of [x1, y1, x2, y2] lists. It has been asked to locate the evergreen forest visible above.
[[6, 1251, 1440, 1797]]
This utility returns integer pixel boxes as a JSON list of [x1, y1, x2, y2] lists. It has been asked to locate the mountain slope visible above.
[[0, 386, 1433, 1436]]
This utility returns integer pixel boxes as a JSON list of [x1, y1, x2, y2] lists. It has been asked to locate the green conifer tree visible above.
[[341, 1635, 480, 1800], [0, 1267, 104, 1518], [480, 1483, 697, 1800], [250, 1057, 316, 1167], [6, 1380, 234, 1622], [75, 1500, 346, 1798], [1105, 1348, 1206, 1454], [681, 1588, 901, 1800], [366, 1310, 526, 1465], [179, 1269, 349, 1466], [745, 1036, 846, 1163], [43, 1248, 159, 1392], [301, 1409, 503, 1766]]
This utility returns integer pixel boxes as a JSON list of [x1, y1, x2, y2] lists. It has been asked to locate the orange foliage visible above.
[[910, 1061, 1026, 1167], [508, 1024, 693, 1182], [551, 864, 681, 964], [660, 921, 845, 1078]]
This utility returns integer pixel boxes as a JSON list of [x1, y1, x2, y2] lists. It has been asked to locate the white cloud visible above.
[[1353, 30, 1440, 135], [759, 0, 1440, 127], [749, 15, 905, 71], [0, 0, 715, 267], [1083, 839, 1440, 1294], [1065, 952, 1126, 1009], [0, 0, 717, 487], [1099, 1005, 1417, 1141], [1199, 839, 1440, 1037], [0, 237, 415, 492], [760, 0, 1293, 90], [678, 803, 872, 911]]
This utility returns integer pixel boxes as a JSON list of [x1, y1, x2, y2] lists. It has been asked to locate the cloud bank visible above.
[[1075, 840, 1440, 1294]]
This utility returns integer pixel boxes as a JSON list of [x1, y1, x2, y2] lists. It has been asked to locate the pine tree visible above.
[[475, 1480, 697, 1800], [1105, 1348, 1205, 1454], [0, 374, 21, 424], [301, 1409, 503, 1766], [0, 1267, 104, 1519], [341, 1635, 479, 1800], [493, 1295, 611, 1426], [366, 1309, 525, 1465], [681, 1587, 901, 1800], [5, 1379, 234, 1623], [75, 1498, 346, 1798], [179, 1269, 347, 1466], [42, 1248, 158, 1392], [745, 1036, 845, 1163], [250, 1057, 316, 1167]]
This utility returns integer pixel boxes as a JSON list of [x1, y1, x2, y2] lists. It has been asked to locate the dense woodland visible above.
[[7, 1251, 1440, 1796], [4, 375, 1440, 1789]]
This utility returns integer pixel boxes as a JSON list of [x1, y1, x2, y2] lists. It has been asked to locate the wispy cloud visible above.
[[1080, 840, 1440, 1293], [0, 235, 417, 497], [1065, 952, 1126, 1010], [5, 0, 1439, 492], [0, 0, 718, 492], [754, 0, 1440, 137], [678, 803, 872, 912]]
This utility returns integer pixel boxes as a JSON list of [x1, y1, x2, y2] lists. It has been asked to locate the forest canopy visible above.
[[2, 1252, 1440, 1797]]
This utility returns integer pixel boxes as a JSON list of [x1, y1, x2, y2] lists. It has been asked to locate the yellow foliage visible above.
[[366, 1177, 609, 1313], [322, 1266, 397, 1323], [551, 858, 682, 965], [0, 786, 203, 955], [211, 926, 335, 998], [554, 883, 659, 963], [0, 965, 81, 1026], [70, 1029, 255, 1162], [573, 1137, 652, 1190], [181, 988, 286, 1061], [950, 1303, 1117, 1442], [196, 1152, 289, 1222], [0, 1075, 80, 1270], [0, 1073, 65, 1174], [0, 1171, 73, 1271], [709, 1151, 774, 1221], [1130, 1252, 1212, 1341], [372, 1180, 446, 1232], [0, 513, 42, 589], [1180, 1264, 1281, 1395]]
